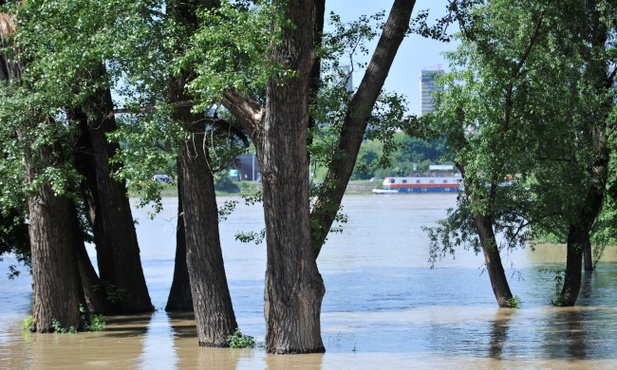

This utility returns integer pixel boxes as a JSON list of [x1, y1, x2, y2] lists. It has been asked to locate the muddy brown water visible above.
[[1, 194, 617, 369]]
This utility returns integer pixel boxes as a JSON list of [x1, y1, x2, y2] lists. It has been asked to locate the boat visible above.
[[374, 173, 462, 193], [371, 188, 399, 194]]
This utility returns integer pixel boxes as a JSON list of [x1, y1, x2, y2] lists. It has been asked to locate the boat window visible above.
[[416, 180, 421, 184], [402, 180, 407, 184], [443, 180, 448, 183], [389, 178, 395, 184], [429, 180, 435, 184]]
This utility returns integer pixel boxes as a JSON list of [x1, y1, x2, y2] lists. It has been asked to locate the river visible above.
[[1, 193, 617, 369]]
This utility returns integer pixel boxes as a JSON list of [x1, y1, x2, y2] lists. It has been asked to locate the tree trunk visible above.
[[22, 141, 82, 332], [71, 202, 109, 314], [583, 238, 593, 272], [165, 162, 193, 312], [73, 73, 153, 314], [560, 165, 606, 306], [473, 213, 513, 307], [255, 0, 326, 354], [178, 126, 238, 346], [560, 226, 586, 306], [310, 0, 417, 257], [166, 0, 237, 347]]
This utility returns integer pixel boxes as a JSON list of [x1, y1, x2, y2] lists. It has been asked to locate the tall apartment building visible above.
[[419, 68, 444, 116]]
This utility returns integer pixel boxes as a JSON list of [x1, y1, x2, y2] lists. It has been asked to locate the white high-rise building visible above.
[[419, 67, 444, 116]]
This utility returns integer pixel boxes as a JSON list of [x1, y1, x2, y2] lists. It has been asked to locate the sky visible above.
[[325, 0, 458, 116]]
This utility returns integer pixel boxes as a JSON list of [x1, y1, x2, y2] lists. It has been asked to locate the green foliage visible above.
[[92, 281, 127, 304], [182, 1, 286, 109], [80, 305, 106, 332], [22, 315, 33, 332], [227, 328, 255, 348], [51, 319, 77, 334], [218, 199, 238, 222], [84, 314, 107, 332], [235, 229, 265, 245], [542, 269, 565, 306], [506, 295, 522, 309]]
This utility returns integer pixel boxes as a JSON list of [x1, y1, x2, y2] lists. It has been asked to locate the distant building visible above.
[[419, 68, 445, 116], [237, 153, 259, 181]]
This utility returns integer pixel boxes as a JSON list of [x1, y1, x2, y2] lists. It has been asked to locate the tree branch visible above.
[[109, 100, 199, 116], [221, 89, 263, 137]]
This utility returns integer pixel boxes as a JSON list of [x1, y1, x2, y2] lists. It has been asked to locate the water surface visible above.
[[1, 194, 617, 369]]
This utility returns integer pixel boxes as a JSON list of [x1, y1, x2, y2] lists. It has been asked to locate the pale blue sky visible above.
[[325, 0, 457, 116]]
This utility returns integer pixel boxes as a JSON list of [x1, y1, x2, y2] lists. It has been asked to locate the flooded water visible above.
[[2, 194, 617, 369]]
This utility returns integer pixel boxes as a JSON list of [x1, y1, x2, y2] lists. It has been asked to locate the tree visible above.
[[0, 8, 85, 332], [533, 0, 616, 305], [112, 0, 241, 345], [425, 0, 617, 307], [71, 68, 153, 314], [424, 0, 550, 307], [185, 0, 419, 352]]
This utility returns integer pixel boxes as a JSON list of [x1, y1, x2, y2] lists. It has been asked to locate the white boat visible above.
[[378, 174, 462, 193], [371, 188, 399, 194]]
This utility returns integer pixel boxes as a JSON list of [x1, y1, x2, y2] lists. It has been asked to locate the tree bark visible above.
[[256, 0, 326, 354], [73, 68, 153, 314], [178, 125, 238, 346], [165, 162, 193, 312], [22, 138, 82, 332], [167, 0, 237, 347], [473, 213, 513, 307], [310, 0, 417, 257]]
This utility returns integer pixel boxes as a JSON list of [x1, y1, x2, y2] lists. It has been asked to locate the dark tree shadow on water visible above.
[[488, 308, 514, 360]]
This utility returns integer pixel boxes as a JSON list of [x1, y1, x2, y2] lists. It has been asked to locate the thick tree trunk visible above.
[[178, 125, 238, 346], [310, 0, 416, 257], [166, 0, 237, 345], [24, 156, 82, 332], [256, 0, 326, 354], [165, 163, 193, 312], [73, 76, 152, 314], [473, 214, 513, 307]]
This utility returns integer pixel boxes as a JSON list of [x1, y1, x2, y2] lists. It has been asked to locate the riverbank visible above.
[[154, 179, 378, 198]]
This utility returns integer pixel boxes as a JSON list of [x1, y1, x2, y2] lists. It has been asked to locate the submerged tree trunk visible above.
[[178, 125, 238, 346], [165, 164, 193, 312], [258, 0, 326, 354], [560, 165, 606, 306], [22, 136, 82, 332], [73, 71, 152, 314], [560, 1, 611, 305], [28, 189, 82, 332], [167, 0, 237, 347], [473, 213, 513, 307], [560, 226, 586, 306]]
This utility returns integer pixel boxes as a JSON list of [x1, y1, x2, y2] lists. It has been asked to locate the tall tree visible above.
[[167, 0, 238, 346], [72, 66, 153, 314], [424, 0, 549, 307], [426, 0, 617, 307], [186, 0, 419, 352], [547, 0, 616, 305], [0, 9, 84, 333]]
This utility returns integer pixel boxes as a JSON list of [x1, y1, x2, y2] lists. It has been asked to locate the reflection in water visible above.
[[1, 195, 617, 369], [488, 309, 514, 360]]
